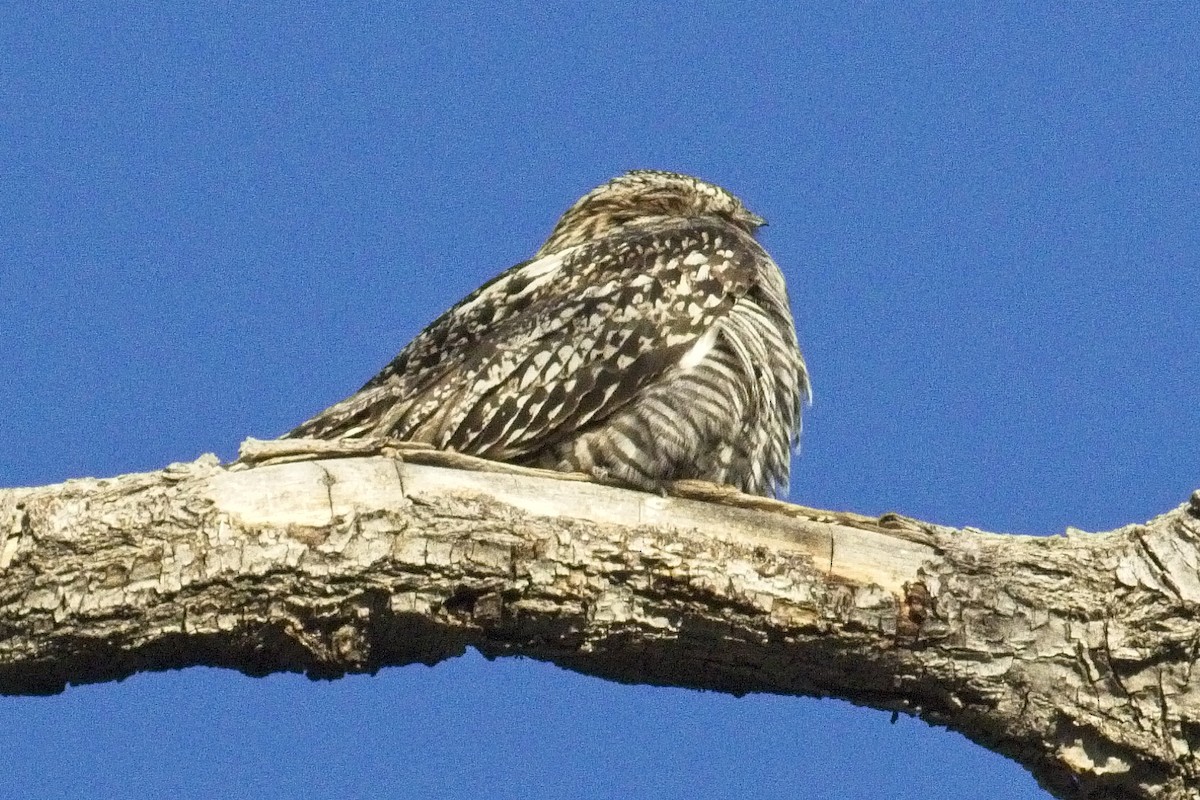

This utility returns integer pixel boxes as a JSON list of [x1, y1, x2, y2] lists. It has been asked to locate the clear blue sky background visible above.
[[2, 4, 1197, 799]]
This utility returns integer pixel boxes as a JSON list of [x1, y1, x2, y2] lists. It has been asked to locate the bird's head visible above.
[[536, 170, 766, 256]]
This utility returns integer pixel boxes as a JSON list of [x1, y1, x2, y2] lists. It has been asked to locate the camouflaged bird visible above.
[[286, 170, 810, 497]]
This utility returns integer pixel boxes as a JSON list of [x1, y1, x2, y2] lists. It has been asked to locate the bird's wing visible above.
[[287, 218, 764, 453], [283, 252, 566, 439]]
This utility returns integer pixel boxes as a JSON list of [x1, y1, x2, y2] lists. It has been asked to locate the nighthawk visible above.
[[286, 170, 810, 497]]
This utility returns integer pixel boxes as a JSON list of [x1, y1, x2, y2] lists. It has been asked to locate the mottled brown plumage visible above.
[[286, 170, 810, 496]]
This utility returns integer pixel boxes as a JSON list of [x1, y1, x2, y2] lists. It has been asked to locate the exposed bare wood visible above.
[[1, 446, 1196, 799]]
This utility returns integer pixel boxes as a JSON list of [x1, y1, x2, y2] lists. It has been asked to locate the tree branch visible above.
[[1, 449, 1196, 799]]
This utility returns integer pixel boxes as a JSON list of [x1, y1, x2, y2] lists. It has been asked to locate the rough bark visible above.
[[0, 445, 1196, 800]]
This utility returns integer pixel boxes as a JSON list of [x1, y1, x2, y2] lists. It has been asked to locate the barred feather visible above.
[[286, 170, 810, 497]]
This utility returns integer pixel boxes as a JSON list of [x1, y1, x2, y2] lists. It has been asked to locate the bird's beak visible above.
[[746, 212, 768, 229]]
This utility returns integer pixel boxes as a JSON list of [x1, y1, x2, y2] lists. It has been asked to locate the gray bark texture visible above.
[[0, 443, 1197, 800]]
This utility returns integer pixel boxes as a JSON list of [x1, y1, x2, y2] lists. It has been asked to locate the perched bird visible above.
[[286, 170, 810, 497]]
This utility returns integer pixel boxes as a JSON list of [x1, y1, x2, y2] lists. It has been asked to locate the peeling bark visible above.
[[0, 448, 1196, 799]]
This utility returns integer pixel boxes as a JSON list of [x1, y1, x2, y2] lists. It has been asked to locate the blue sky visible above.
[[2, 4, 1197, 798]]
